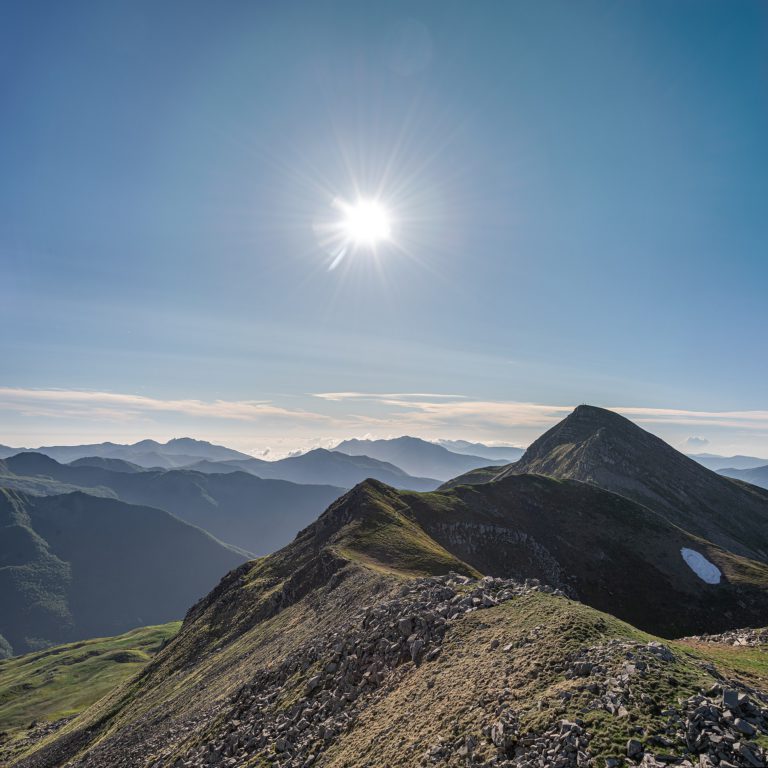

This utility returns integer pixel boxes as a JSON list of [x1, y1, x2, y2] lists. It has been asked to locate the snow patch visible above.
[[680, 548, 721, 585]]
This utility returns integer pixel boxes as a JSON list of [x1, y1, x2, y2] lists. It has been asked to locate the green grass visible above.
[[673, 636, 768, 681], [0, 622, 179, 739], [334, 483, 479, 577]]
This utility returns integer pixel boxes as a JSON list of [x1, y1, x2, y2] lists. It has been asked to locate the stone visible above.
[[733, 718, 756, 736], [627, 739, 644, 759], [734, 742, 764, 768], [722, 689, 740, 712]]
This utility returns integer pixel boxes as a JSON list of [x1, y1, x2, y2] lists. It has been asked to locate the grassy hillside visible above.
[[0, 623, 179, 763], [0, 489, 245, 656], [354, 477, 768, 637], [15, 571, 768, 768], [12, 478, 768, 768]]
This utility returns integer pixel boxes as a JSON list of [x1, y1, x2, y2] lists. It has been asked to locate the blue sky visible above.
[[1, 0, 767, 456]]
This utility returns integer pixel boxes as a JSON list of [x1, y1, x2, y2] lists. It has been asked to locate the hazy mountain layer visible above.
[[2, 453, 345, 555], [718, 464, 768, 490], [335, 436, 507, 480], [689, 453, 768, 471], [0, 489, 244, 656], [0, 438, 251, 469], [436, 439, 524, 461], [184, 448, 441, 490]]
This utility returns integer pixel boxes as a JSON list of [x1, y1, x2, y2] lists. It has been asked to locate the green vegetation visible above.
[[0, 623, 179, 754], [335, 482, 478, 577], [2, 451, 344, 557], [0, 488, 244, 655], [674, 638, 768, 682]]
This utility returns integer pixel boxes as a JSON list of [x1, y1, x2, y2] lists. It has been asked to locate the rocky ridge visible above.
[[157, 574, 564, 768], [58, 573, 766, 768], [684, 630, 768, 648]]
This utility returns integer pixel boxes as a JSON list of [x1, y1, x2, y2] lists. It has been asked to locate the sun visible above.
[[338, 199, 392, 246]]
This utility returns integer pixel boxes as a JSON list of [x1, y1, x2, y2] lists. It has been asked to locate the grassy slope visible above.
[[12, 480, 768, 767], [0, 624, 179, 760], [0, 489, 245, 655], [332, 481, 479, 578], [325, 592, 768, 768]]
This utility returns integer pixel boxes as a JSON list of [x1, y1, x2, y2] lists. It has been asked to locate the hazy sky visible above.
[[2, 1, 767, 457]]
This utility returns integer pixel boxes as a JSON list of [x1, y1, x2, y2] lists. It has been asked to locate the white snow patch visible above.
[[680, 548, 721, 585]]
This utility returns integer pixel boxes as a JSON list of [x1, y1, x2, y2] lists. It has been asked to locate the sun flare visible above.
[[338, 199, 392, 246]]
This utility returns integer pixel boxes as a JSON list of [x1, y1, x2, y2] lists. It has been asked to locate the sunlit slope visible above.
[[0, 623, 179, 764]]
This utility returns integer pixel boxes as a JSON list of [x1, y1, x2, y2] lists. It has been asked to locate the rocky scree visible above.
[[151, 574, 565, 768], [45, 576, 767, 768]]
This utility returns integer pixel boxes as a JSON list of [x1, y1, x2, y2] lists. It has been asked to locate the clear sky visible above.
[[1, 0, 767, 457]]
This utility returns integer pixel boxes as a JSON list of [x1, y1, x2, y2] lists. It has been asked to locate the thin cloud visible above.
[[0, 387, 327, 423], [313, 392, 466, 402], [313, 393, 768, 432]]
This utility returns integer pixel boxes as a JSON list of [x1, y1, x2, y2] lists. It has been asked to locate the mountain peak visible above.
[[496, 405, 768, 562], [552, 403, 635, 436]]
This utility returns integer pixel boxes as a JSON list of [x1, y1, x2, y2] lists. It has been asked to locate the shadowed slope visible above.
[[2, 453, 345, 555], [0, 489, 245, 656]]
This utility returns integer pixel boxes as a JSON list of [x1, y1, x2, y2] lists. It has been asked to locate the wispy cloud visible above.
[[314, 392, 768, 432], [313, 392, 466, 402], [2, 387, 766, 455], [0, 387, 327, 423]]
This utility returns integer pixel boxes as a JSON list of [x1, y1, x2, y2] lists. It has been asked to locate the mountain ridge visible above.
[[475, 405, 768, 563], [334, 436, 508, 480], [0, 438, 252, 469], [11, 471, 768, 768], [0, 488, 245, 656], [182, 448, 441, 491], [1, 453, 345, 555]]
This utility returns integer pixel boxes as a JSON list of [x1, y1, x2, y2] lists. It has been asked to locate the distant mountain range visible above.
[[0, 488, 245, 656], [718, 464, 768, 490], [334, 436, 508, 480], [184, 448, 440, 491], [434, 439, 524, 462], [1, 453, 344, 555], [0, 437, 251, 469], [688, 452, 768, 471]]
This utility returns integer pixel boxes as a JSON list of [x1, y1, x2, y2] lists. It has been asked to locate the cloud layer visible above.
[[0, 387, 325, 423], [1, 387, 766, 456]]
